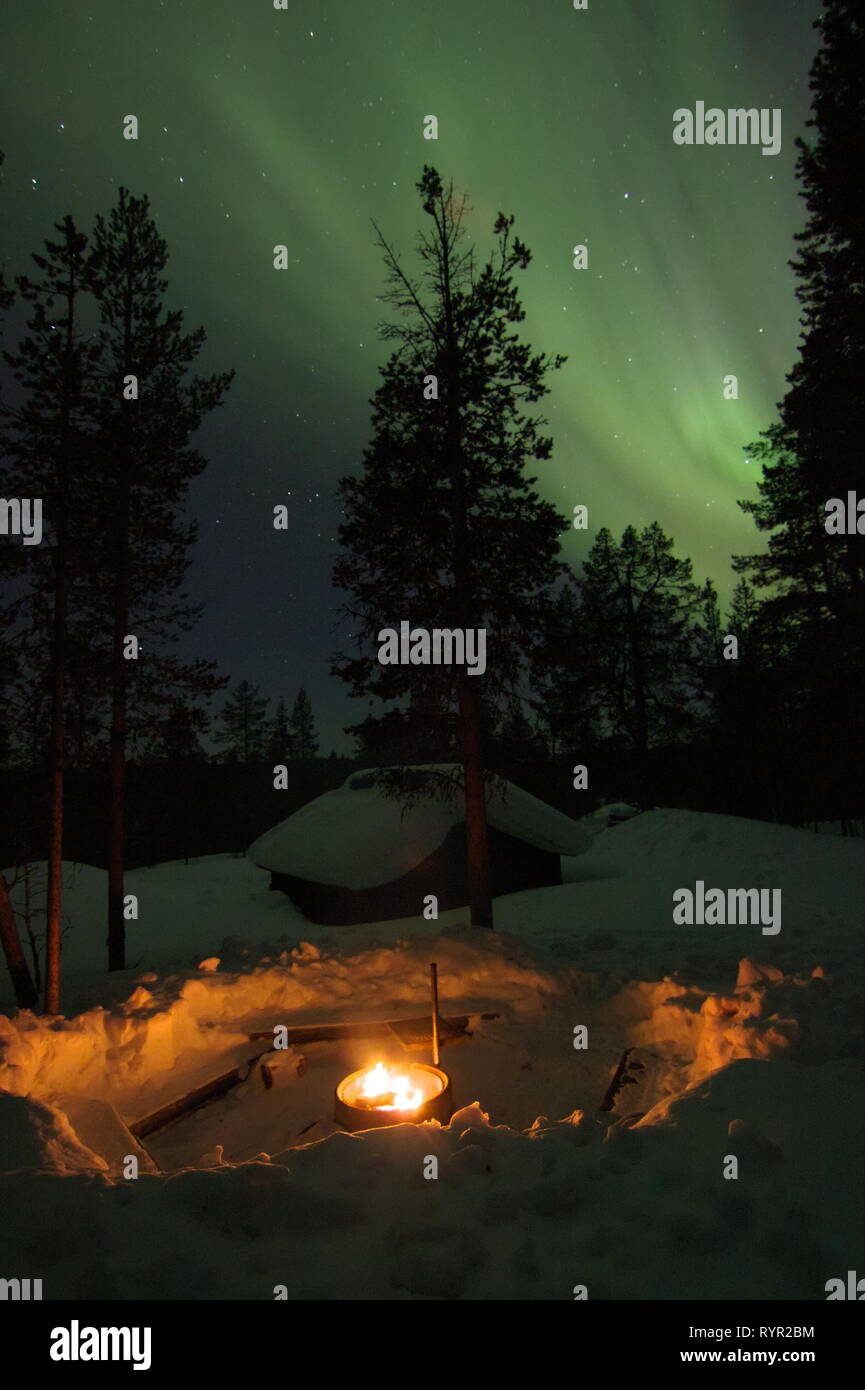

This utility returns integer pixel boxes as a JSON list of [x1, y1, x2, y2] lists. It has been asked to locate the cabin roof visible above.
[[247, 764, 592, 890]]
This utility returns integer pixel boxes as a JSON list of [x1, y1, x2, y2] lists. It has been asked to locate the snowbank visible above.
[[0, 929, 570, 1123], [0, 1092, 107, 1176]]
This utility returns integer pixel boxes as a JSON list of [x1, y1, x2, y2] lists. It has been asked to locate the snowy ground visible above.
[[1, 808, 864, 1299]]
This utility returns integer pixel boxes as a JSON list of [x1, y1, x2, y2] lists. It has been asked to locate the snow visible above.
[[2, 1067, 862, 1299], [247, 764, 592, 888], [0, 1092, 107, 1176], [1, 806, 864, 1299]]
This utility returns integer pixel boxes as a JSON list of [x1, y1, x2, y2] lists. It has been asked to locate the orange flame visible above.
[[359, 1061, 423, 1111]]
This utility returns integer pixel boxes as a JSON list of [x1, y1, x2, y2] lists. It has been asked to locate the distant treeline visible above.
[[0, 757, 351, 872], [2, 727, 854, 879]]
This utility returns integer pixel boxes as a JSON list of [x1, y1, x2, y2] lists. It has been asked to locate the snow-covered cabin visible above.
[[247, 764, 592, 925]]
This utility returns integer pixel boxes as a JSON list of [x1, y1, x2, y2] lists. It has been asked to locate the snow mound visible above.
[[620, 956, 857, 1091], [0, 1091, 108, 1175], [59, 1097, 159, 1175]]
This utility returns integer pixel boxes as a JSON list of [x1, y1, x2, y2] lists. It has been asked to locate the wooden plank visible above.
[[389, 1013, 472, 1050], [129, 1043, 273, 1140], [246, 1011, 498, 1047]]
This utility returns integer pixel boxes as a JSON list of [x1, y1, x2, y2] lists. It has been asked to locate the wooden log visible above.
[[599, 1047, 635, 1113]]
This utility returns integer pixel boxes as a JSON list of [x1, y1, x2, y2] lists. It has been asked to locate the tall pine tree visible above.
[[733, 1, 865, 820], [87, 188, 232, 969], [334, 168, 566, 927], [218, 680, 270, 762], [1, 215, 101, 1010], [0, 151, 17, 773]]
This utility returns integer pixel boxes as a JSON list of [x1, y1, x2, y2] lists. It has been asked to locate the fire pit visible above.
[[335, 1060, 453, 1132]]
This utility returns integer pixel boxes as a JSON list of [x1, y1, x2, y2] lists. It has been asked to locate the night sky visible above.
[[1, 0, 820, 751]]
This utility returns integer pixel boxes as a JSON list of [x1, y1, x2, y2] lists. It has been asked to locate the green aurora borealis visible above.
[[1, 0, 820, 747]]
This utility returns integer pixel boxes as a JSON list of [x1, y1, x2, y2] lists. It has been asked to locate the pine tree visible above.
[[0, 151, 15, 770], [334, 168, 567, 927], [530, 581, 590, 761], [693, 578, 724, 722], [539, 525, 703, 798], [148, 700, 207, 763], [734, 3, 865, 601], [698, 580, 723, 657], [727, 577, 760, 635], [86, 188, 232, 969], [736, 2, 865, 616], [1, 215, 101, 1011], [267, 695, 294, 762], [712, 579, 788, 820], [0, 152, 14, 322], [494, 705, 545, 785], [289, 688, 318, 759], [733, 2, 865, 818], [218, 680, 270, 762]]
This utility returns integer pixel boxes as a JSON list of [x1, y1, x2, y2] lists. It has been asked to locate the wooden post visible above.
[[430, 962, 440, 1066]]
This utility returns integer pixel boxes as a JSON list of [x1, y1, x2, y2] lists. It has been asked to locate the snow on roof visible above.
[[246, 764, 592, 890]]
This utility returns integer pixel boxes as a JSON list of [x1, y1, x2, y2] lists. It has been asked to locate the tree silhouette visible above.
[[734, 0, 865, 819], [538, 524, 704, 800], [218, 680, 270, 763], [0, 152, 14, 322], [267, 695, 293, 762], [86, 188, 232, 969], [289, 688, 318, 759], [334, 167, 566, 927], [1, 215, 101, 1010]]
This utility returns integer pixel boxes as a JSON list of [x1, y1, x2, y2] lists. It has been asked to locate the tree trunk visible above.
[[457, 672, 493, 928], [0, 872, 37, 1009], [107, 265, 135, 973], [43, 253, 79, 1015], [437, 195, 494, 930], [107, 534, 129, 971], [626, 603, 650, 805], [43, 549, 66, 1013]]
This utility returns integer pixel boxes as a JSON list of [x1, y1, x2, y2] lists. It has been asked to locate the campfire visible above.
[[335, 1060, 452, 1131], [334, 963, 455, 1132], [352, 1061, 427, 1112]]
